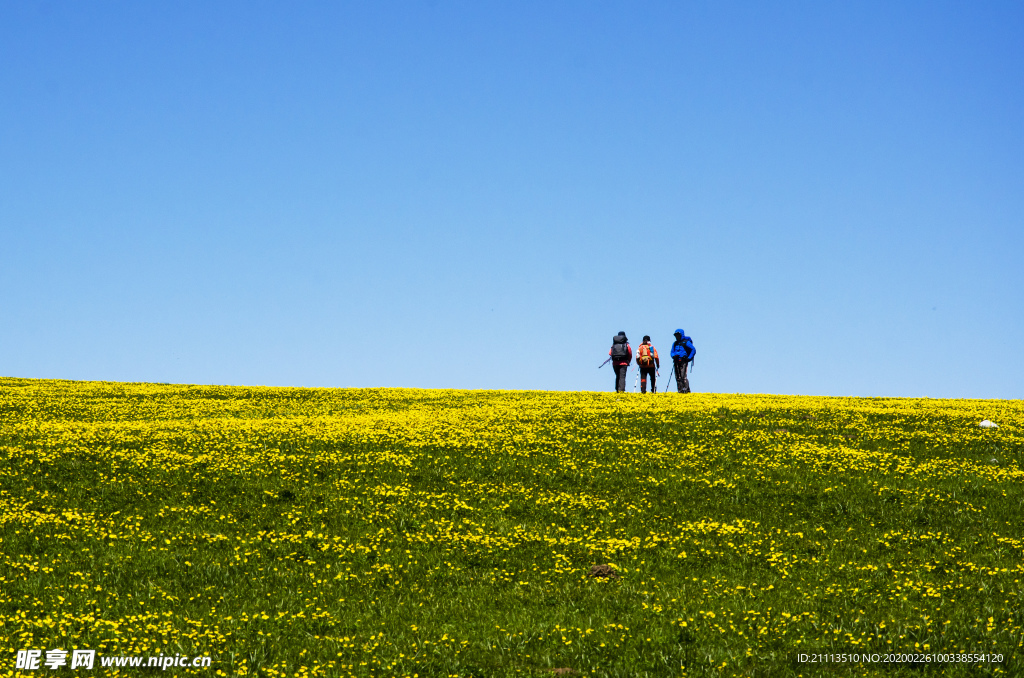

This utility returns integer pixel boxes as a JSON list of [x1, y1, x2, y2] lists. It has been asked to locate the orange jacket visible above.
[[636, 342, 660, 368]]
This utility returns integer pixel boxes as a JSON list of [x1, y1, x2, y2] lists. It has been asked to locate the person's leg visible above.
[[616, 364, 628, 392], [681, 362, 690, 393], [638, 366, 655, 393], [640, 366, 648, 393], [675, 360, 685, 393]]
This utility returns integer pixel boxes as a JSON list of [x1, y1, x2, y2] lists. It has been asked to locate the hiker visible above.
[[636, 335, 660, 393], [609, 332, 632, 392], [670, 329, 695, 393]]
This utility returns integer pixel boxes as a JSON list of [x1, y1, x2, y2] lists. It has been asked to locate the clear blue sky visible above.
[[2, 2, 1022, 398]]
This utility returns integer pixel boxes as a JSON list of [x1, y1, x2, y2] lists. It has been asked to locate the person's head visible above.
[[643, 335, 651, 343], [674, 329, 684, 339]]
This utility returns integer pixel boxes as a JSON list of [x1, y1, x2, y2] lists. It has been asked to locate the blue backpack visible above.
[[682, 338, 695, 362], [673, 336, 695, 366]]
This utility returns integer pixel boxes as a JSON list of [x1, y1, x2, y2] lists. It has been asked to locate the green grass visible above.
[[1, 377, 1022, 677]]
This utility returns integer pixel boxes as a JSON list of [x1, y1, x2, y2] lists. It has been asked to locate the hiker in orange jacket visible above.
[[636, 335, 660, 393]]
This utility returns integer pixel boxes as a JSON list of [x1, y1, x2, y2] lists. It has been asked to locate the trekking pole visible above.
[[633, 366, 639, 392], [598, 357, 611, 369], [664, 364, 674, 393]]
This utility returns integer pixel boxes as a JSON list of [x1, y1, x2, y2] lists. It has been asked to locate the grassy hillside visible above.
[[1, 378, 1022, 677]]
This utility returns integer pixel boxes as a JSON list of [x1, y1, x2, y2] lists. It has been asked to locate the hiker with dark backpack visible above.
[[670, 329, 695, 393], [636, 335, 660, 393], [608, 332, 632, 392]]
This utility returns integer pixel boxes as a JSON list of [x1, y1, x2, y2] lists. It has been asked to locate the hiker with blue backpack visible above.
[[670, 329, 695, 393]]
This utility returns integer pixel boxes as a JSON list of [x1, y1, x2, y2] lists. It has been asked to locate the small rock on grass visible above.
[[979, 420, 999, 429], [587, 564, 619, 579]]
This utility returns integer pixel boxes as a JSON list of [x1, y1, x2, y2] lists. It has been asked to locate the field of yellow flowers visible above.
[[1, 377, 1022, 677]]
